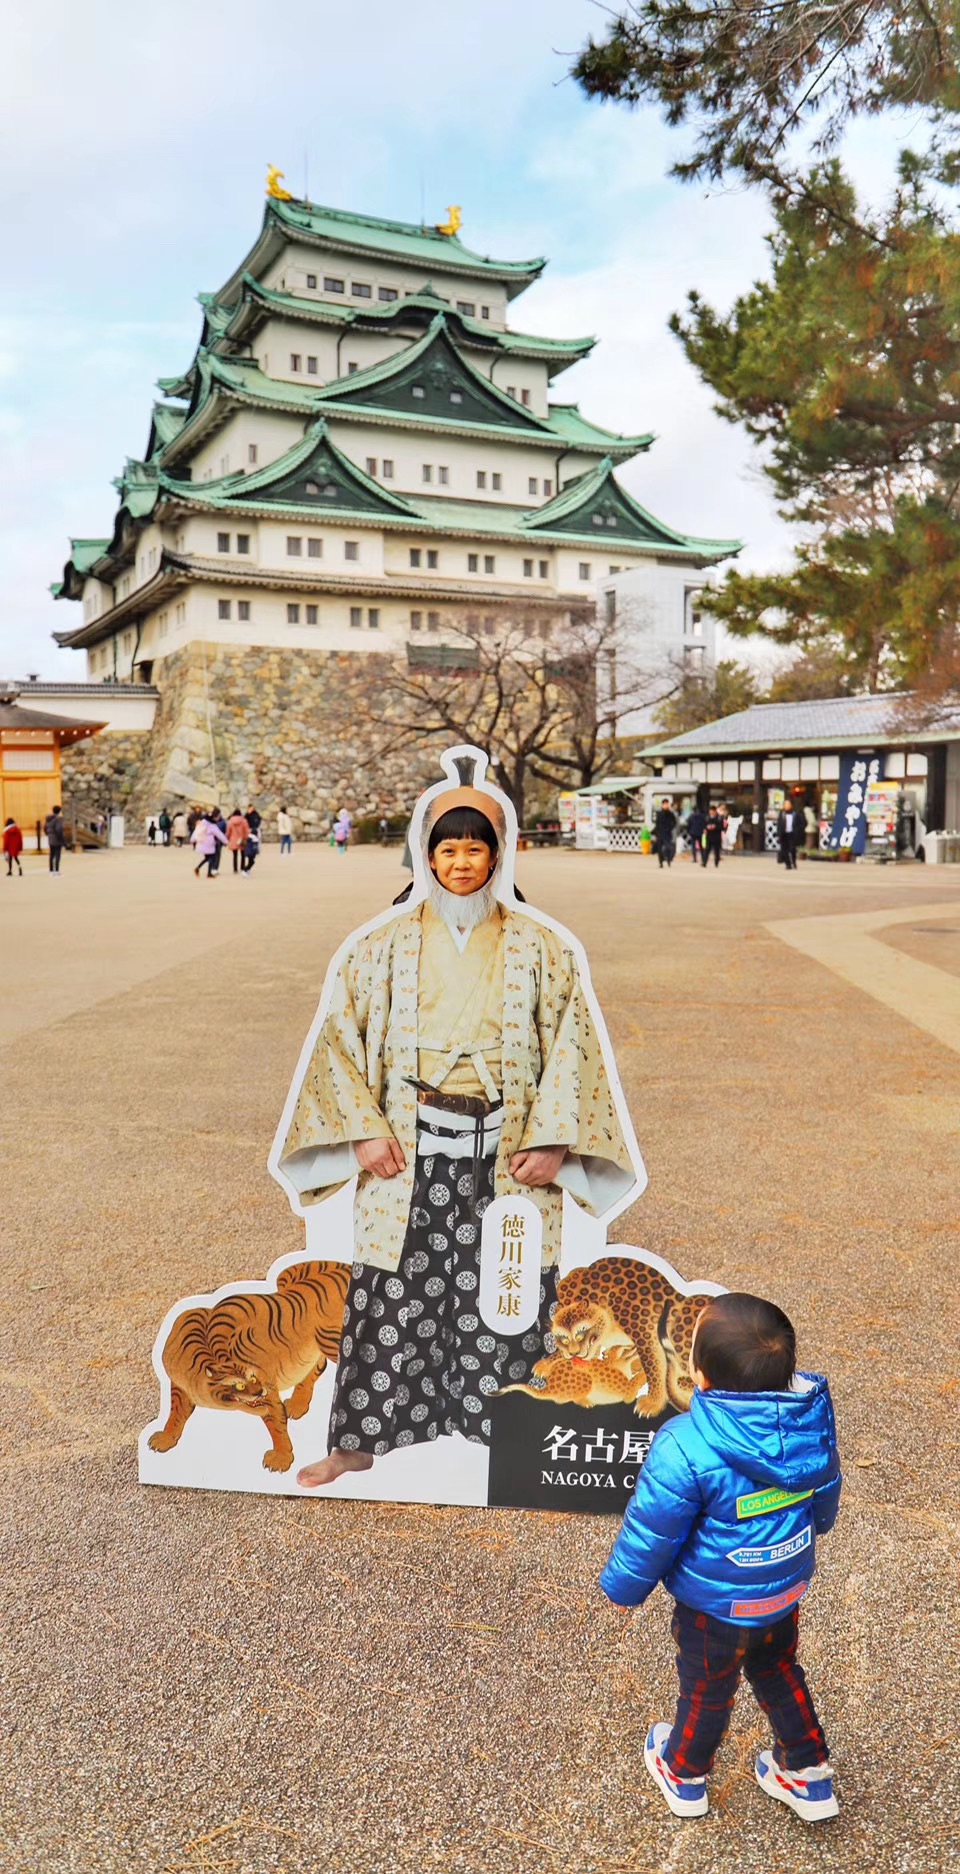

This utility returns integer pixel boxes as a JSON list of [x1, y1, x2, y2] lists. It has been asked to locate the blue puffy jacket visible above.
[[600, 1374, 841, 1626]]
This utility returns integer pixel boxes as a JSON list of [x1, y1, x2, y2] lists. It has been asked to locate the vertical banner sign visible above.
[[825, 753, 883, 854], [479, 1197, 543, 1336]]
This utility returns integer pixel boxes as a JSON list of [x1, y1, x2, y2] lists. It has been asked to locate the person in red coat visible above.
[[3, 818, 24, 877]]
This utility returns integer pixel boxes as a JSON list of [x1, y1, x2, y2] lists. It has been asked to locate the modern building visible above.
[[49, 184, 739, 822], [644, 694, 960, 854], [600, 563, 720, 740]]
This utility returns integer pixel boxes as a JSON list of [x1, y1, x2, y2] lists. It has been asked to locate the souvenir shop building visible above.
[[642, 695, 960, 855]]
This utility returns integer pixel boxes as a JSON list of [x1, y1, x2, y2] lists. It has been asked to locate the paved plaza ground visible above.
[[2, 842, 959, 1874]]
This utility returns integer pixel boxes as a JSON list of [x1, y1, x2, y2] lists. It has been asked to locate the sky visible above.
[[0, 0, 905, 678]]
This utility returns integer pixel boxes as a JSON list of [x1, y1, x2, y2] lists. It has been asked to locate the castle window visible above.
[[368, 608, 380, 629], [306, 604, 318, 625], [609, 564, 621, 575], [409, 549, 422, 568], [539, 560, 549, 579], [350, 607, 362, 628], [592, 513, 604, 527], [248, 444, 258, 465], [607, 516, 617, 528], [238, 601, 251, 621], [491, 473, 502, 491], [481, 306, 490, 321], [306, 273, 317, 289], [344, 541, 359, 561], [217, 532, 230, 553], [427, 611, 440, 632], [287, 536, 303, 556], [347, 361, 359, 375], [422, 465, 433, 483], [175, 603, 186, 626], [543, 480, 552, 497], [237, 534, 250, 554], [468, 553, 479, 572], [307, 356, 318, 374], [305, 481, 319, 494], [412, 384, 426, 400], [308, 538, 322, 558], [523, 560, 534, 578], [323, 482, 338, 497], [379, 286, 398, 302], [484, 555, 495, 574], [219, 455, 229, 475], [158, 612, 168, 637], [520, 388, 531, 407], [366, 457, 377, 476], [476, 471, 486, 490], [410, 610, 422, 631], [218, 601, 231, 620], [579, 562, 592, 581], [528, 479, 538, 496], [484, 617, 495, 634], [456, 301, 475, 317], [351, 282, 372, 298], [324, 277, 345, 293], [449, 391, 462, 405], [287, 603, 300, 623], [506, 385, 516, 399], [438, 466, 449, 485], [290, 354, 302, 372], [427, 550, 438, 569], [382, 459, 394, 479]]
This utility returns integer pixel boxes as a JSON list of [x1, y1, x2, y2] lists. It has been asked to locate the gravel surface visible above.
[[2, 846, 959, 1874]]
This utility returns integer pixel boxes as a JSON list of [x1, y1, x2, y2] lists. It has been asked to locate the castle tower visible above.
[[51, 190, 739, 818]]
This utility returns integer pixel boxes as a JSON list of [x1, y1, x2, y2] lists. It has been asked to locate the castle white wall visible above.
[[263, 245, 509, 328]]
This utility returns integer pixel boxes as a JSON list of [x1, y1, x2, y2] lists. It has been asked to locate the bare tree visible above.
[[356, 601, 677, 825]]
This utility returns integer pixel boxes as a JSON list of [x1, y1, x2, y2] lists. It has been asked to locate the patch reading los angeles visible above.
[[736, 1485, 813, 1520], [727, 1527, 812, 1568]]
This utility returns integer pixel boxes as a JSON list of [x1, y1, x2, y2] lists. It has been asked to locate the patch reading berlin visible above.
[[736, 1485, 813, 1520]]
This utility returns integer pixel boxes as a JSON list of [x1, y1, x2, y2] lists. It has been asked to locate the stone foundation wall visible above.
[[62, 642, 450, 840]]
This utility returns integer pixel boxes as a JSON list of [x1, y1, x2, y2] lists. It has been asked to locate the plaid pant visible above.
[[664, 1602, 829, 1778]]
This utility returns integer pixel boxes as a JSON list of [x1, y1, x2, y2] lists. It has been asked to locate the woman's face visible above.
[[429, 837, 494, 896]]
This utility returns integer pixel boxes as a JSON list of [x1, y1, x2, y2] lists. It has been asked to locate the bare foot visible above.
[[297, 1450, 375, 1488]]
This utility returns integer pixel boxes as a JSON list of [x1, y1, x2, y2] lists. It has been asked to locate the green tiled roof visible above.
[[525, 457, 741, 557], [147, 402, 187, 457], [216, 199, 546, 308], [157, 329, 648, 466], [317, 313, 552, 431], [218, 273, 594, 370], [70, 538, 112, 572]]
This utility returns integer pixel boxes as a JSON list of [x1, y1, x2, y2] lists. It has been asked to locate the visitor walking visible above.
[[653, 798, 677, 869], [172, 811, 188, 847], [147, 819, 157, 846], [190, 813, 227, 878], [277, 806, 293, 855], [226, 808, 250, 874], [44, 806, 67, 874], [3, 817, 23, 877], [158, 809, 171, 846], [333, 808, 351, 854], [702, 806, 725, 868], [209, 808, 227, 875], [600, 1292, 841, 1825], [777, 801, 800, 870], [685, 805, 706, 864]]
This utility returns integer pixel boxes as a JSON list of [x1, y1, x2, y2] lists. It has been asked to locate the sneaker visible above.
[[755, 1751, 838, 1823], [643, 1723, 708, 1819]]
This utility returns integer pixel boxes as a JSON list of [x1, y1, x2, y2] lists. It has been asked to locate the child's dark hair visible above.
[[694, 1293, 796, 1392], [427, 806, 498, 860]]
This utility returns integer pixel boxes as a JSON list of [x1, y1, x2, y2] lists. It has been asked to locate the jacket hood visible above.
[[689, 1373, 836, 1491]]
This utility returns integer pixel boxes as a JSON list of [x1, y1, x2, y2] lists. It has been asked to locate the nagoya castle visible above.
[[52, 175, 736, 826]]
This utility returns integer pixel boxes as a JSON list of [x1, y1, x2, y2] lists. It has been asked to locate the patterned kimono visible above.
[[280, 901, 636, 1456]]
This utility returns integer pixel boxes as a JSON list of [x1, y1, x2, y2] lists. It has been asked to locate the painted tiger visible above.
[[148, 1260, 349, 1472]]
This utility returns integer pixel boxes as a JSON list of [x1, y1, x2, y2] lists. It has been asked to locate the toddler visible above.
[[601, 1291, 841, 1824]]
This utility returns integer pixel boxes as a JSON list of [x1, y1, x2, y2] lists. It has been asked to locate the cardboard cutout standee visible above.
[[140, 747, 722, 1510]]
